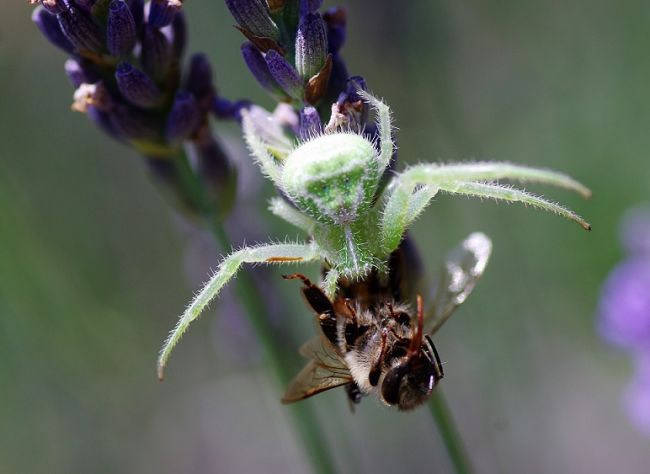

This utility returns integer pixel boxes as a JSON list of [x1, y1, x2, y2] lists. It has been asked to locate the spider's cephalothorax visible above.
[[157, 90, 591, 379]]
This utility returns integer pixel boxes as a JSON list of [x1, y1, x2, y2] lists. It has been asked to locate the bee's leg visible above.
[[283, 273, 339, 346], [282, 273, 314, 287], [368, 331, 389, 387], [345, 382, 364, 412]]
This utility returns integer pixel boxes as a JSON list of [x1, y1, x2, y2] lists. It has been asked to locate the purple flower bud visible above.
[[107, 0, 137, 57], [623, 353, 650, 436], [40, 0, 66, 15], [598, 258, 650, 351], [225, 0, 279, 40], [241, 43, 283, 97], [192, 130, 238, 218], [57, 4, 104, 54], [128, 0, 145, 31], [212, 97, 251, 121], [170, 9, 187, 59], [337, 75, 366, 105], [87, 105, 122, 140], [166, 91, 201, 142], [108, 103, 161, 141], [72, 0, 94, 13], [299, 106, 321, 140], [185, 53, 213, 101], [115, 61, 161, 108], [64, 58, 90, 87], [299, 0, 322, 15], [141, 25, 172, 81], [32, 6, 75, 54], [620, 206, 650, 257], [265, 49, 303, 100], [148, 0, 182, 28], [295, 13, 327, 80], [323, 6, 346, 53]]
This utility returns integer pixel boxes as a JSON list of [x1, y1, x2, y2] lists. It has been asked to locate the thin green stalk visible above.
[[428, 391, 472, 474], [210, 223, 336, 474], [172, 149, 336, 474]]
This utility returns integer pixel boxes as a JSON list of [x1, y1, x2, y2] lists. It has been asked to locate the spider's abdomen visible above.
[[282, 133, 380, 224]]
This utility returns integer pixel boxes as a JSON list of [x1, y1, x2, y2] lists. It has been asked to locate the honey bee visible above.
[[281, 233, 492, 411]]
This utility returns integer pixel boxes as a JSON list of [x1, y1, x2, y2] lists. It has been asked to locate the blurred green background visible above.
[[1, 1, 649, 473]]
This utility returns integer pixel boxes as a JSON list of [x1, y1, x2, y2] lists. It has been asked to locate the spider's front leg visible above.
[[357, 90, 393, 171], [157, 242, 320, 379], [241, 109, 285, 188], [269, 197, 318, 235], [379, 162, 591, 255]]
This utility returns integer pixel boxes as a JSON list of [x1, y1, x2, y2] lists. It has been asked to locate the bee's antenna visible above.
[[409, 294, 425, 356]]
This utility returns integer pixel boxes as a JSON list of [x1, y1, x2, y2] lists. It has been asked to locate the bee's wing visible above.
[[282, 336, 353, 404], [425, 232, 492, 335]]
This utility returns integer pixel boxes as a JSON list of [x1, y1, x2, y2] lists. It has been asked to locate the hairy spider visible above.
[[157, 90, 591, 378]]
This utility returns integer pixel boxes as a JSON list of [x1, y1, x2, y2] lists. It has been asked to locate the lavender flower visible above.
[[599, 206, 650, 351], [115, 61, 162, 108], [298, 106, 321, 140], [295, 12, 328, 80], [599, 204, 650, 436], [265, 49, 304, 100], [229, 0, 348, 109], [225, 0, 280, 40], [30, 0, 244, 219], [148, 0, 182, 29], [107, 0, 137, 57], [32, 6, 74, 54], [599, 258, 650, 351], [623, 353, 650, 436]]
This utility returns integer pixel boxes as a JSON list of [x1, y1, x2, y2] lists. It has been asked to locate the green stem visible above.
[[428, 391, 472, 474], [173, 149, 336, 474]]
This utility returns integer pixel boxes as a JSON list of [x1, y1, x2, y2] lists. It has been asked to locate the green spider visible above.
[[157, 90, 591, 378]]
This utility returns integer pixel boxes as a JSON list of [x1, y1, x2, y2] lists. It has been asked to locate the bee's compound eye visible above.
[[382, 353, 442, 411], [380, 364, 408, 406]]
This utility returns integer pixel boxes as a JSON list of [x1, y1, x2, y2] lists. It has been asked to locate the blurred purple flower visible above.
[[623, 353, 650, 436], [598, 258, 650, 351], [620, 206, 650, 257], [599, 204, 650, 436], [30, 0, 245, 219]]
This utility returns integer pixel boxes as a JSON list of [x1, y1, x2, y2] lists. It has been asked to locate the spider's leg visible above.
[[241, 110, 284, 188], [323, 267, 341, 300], [379, 180, 440, 255], [357, 89, 393, 172], [404, 162, 591, 198], [269, 197, 318, 235], [158, 242, 320, 379], [436, 180, 591, 230]]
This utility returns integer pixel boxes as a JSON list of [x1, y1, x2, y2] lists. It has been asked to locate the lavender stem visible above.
[[428, 391, 472, 474], [173, 148, 336, 474]]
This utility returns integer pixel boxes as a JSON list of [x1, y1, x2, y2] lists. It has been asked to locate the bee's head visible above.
[[380, 336, 443, 410], [380, 295, 444, 410]]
